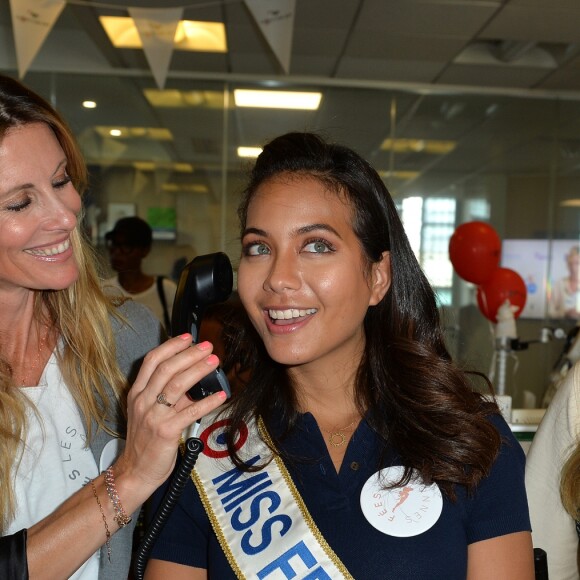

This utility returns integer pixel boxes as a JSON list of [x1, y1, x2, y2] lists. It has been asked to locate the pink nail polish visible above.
[[206, 354, 219, 365], [178, 333, 191, 340], [197, 341, 212, 351]]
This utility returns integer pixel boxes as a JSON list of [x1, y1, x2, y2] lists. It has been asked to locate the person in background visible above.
[[0, 74, 226, 579], [104, 216, 177, 333], [145, 132, 533, 579], [549, 245, 580, 320], [526, 361, 580, 580]]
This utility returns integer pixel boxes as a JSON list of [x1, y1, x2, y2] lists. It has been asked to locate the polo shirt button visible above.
[[350, 461, 360, 471]]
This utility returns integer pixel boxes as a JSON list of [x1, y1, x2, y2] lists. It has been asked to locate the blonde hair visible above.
[[0, 75, 128, 531], [560, 441, 580, 522]]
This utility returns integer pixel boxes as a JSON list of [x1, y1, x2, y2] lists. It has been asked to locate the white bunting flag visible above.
[[129, 7, 183, 90], [9, 0, 65, 78], [244, 0, 295, 74]]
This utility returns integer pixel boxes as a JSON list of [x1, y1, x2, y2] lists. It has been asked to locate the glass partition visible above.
[[5, 68, 579, 408]]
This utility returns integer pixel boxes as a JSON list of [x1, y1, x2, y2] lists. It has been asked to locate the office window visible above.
[[397, 197, 456, 306], [423, 198, 456, 305]]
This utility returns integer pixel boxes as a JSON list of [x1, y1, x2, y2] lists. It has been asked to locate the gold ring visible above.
[[156, 392, 174, 407]]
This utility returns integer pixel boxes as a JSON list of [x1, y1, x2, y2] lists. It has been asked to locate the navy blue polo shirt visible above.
[[147, 413, 530, 579]]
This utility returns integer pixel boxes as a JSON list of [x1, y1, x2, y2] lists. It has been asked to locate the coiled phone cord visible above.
[[133, 436, 204, 580]]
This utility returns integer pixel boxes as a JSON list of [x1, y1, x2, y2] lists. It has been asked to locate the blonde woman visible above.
[[0, 75, 226, 579], [526, 361, 580, 579], [561, 436, 580, 573], [549, 245, 580, 319]]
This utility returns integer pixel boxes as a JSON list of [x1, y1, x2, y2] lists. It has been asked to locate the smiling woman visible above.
[[0, 74, 227, 580], [145, 133, 534, 580]]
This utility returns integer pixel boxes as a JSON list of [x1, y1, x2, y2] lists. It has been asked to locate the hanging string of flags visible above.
[[243, 0, 295, 75], [7, 0, 296, 88]]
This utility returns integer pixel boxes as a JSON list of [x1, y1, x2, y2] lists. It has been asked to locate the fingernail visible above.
[[217, 391, 227, 400], [206, 354, 219, 365], [197, 341, 212, 351], [179, 333, 191, 340]]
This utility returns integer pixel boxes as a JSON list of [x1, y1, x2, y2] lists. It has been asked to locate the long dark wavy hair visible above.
[[224, 131, 500, 499]]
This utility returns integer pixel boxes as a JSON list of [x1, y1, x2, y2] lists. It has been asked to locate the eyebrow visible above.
[[0, 158, 68, 198], [242, 223, 342, 239]]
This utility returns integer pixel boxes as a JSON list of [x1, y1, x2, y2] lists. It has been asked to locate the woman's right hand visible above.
[[112, 333, 228, 502]]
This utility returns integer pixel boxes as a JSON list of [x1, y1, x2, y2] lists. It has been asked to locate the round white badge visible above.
[[360, 465, 443, 537]]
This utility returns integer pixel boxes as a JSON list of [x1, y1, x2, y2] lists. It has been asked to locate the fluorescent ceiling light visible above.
[[162, 183, 208, 193], [82, 100, 97, 109], [238, 147, 263, 158], [380, 138, 456, 155], [100, 16, 227, 52], [234, 89, 322, 110], [133, 161, 193, 173], [379, 170, 420, 180], [144, 89, 228, 109], [95, 126, 173, 141]]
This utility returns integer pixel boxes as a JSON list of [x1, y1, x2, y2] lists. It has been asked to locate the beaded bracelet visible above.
[[90, 479, 111, 562], [104, 466, 132, 528]]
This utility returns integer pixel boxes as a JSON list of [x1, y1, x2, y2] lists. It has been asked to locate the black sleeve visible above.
[[0, 529, 29, 579]]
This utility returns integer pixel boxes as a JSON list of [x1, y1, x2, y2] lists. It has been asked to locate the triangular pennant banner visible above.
[[244, 0, 295, 74], [9, 0, 65, 78], [129, 7, 182, 90]]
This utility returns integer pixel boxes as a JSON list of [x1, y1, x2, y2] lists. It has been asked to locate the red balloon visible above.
[[449, 221, 501, 284], [476, 268, 527, 323]]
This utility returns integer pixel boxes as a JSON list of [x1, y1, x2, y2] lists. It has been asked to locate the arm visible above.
[[525, 364, 580, 579], [467, 531, 534, 580], [24, 334, 226, 579], [145, 559, 207, 579]]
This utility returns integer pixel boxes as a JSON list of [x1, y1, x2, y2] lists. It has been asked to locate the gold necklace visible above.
[[322, 420, 357, 447], [19, 325, 49, 387]]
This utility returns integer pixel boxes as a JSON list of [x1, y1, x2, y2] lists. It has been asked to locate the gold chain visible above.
[[321, 420, 357, 447], [18, 324, 49, 386]]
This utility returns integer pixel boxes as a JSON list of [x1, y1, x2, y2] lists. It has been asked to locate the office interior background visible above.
[[2, 0, 580, 412]]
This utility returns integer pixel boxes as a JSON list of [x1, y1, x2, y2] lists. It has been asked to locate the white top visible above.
[[6, 351, 100, 579], [525, 362, 580, 580], [103, 276, 176, 332]]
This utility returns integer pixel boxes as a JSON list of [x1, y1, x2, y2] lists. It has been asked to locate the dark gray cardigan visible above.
[[86, 300, 163, 579]]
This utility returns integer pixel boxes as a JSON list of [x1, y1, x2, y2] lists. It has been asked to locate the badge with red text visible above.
[[360, 466, 443, 537]]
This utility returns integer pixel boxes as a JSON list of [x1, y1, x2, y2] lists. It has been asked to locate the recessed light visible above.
[[82, 100, 97, 109], [380, 138, 456, 155], [99, 16, 227, 52], [234, 89, 322, 110], [237, 147, 262, 158]]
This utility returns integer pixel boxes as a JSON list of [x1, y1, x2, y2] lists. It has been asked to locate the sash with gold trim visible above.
[[186, 411, 353, 580]]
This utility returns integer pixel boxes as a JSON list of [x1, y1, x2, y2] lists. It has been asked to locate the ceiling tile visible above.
[[345, 33, 469, 61], [336, 57, 447, 83], [480, 6, 580, 43], [437, 63, 553, 88], [354, 0, 500, 36]]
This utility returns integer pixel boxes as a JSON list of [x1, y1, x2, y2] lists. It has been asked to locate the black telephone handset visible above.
[[171, 252, 234, 401], [135, 252, 234, 580]]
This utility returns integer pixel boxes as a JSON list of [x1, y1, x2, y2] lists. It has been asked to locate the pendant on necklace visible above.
[[328, 431, 348, 447], [324, 419, 356, 447]]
